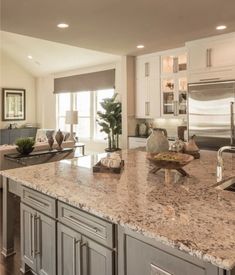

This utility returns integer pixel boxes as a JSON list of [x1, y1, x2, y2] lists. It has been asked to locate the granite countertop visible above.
[[1, 150, 235, 270]]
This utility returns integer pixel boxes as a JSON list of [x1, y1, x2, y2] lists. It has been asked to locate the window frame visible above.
[[56, 89, 114, 142]]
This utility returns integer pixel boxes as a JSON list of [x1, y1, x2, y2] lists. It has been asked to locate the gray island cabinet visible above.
[[20, 185, 115, 275], [17, 185, 232, 275], [118, 227, 221, 275]]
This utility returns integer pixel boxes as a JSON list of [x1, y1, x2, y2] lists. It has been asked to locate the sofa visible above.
[[0, 129, 75, 188]]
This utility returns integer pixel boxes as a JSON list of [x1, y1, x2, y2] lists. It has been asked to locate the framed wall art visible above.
[[2, 88, 26, 121]]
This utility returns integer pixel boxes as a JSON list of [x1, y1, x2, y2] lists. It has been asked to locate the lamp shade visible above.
[[65, 111, 78, 124]]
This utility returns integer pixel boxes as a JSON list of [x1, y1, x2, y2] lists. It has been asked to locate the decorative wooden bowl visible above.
[[147, 152, 194, 177]]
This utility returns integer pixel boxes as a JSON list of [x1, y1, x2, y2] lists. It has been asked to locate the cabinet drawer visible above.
[[58, 201, 114, 248], [126, 236, 211, 275], [22, 186, 56, 218]]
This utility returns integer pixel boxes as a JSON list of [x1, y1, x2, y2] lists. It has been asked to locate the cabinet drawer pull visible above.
[[27, 195, 49, 208], [68, 215, 100, 234], [81, 241, 87, 247], [145, 102, 150, 116], [72, 239, 86, 275], [145, 62, 150, 77], [72, 238, 79, 275], [35, 215, 40, 256], [206, 48, 212, 67], [30, 214, 33, 258], [199, 77, 220, 82], [32, 214, 36, 258], [150, 263, 172, 275]]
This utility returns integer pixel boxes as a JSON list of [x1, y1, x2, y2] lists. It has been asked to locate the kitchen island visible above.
[[1, 150, 235, 275]]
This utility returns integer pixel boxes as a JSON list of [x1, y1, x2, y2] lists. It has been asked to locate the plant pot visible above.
[[16, 147, 34, 155], [105, 148, 121, 153]]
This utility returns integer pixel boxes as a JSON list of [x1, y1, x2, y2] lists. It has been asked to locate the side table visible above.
[[74, 142, 85, 156]]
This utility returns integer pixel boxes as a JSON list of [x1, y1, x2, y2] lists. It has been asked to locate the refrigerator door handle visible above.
[[231, 102, 235, 146]]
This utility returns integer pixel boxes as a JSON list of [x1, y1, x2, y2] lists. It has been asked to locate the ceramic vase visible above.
[[55, 129, 64, 150], [48, 137, 54, 151], [146, 129, 169, 153]]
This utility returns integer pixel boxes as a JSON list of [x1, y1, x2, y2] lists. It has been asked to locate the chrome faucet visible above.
[[217, 146, 235, 182]]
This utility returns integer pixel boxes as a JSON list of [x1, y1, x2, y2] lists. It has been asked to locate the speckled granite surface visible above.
[[1, 150, 235, 270]]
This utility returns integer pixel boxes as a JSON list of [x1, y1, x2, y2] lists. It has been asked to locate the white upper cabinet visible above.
[[135, 55, 161, 119], [186, 33, 235, 82], [160, 48, 188, 117]]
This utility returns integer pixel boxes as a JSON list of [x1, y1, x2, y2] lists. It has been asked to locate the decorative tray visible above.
[[93, 160, 124, 174], [147, 152, 194, 176]]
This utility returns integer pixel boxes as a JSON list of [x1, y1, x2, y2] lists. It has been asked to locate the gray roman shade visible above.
[[54, 69, 115, 93]]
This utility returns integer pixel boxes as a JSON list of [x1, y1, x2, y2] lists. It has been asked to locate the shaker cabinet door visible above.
[[36, 212, 56, 275], [21, 203, 56, 275], [81, 237, 113, 275], [21, 203, 37, 271], [57, 223, 82, 275]]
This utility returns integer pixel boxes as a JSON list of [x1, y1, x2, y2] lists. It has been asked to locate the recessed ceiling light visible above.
[[216, 25, 227, 30], [137, 45, 145, 49], [57, 23, 69, 29], [27, 55, 33, 59]]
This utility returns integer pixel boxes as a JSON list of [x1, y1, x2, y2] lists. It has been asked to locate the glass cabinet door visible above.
[[178, 54, 187, 72], [162, 56, 174, 73], [162, 53, 187, 74], [178, 77, 187, 115], [162, 78, 175, 115]]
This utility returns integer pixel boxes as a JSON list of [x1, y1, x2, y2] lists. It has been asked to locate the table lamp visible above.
[[65, 110, 78, 142]]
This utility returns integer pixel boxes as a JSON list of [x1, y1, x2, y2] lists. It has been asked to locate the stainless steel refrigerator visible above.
[[188, 80, 235, 150]]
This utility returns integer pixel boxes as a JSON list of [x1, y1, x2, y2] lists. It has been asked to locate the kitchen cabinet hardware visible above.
[[30, 213, 33, 258], [68, 215, 100, 234], [35, 215, 40, 256], [32, 214, 36, 259], [206, 48, 212, 67], [145, 62, 150, 77], [72, 238, 82, 275], [145, 102, 150, 116], [150, 263, 172, 275], [199, 77, 220, 82]]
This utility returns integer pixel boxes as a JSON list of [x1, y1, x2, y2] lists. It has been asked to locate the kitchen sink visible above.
[[216, 177, 235, 192]]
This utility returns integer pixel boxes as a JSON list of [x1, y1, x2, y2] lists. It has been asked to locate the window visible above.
[[74, 91, 91, 139], [56, 89, 114, 141]]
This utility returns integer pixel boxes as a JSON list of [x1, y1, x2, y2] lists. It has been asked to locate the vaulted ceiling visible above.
[[0, 31, 120, 76]]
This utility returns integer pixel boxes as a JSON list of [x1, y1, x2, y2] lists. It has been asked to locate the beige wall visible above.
[[0, 51, 37, 128]]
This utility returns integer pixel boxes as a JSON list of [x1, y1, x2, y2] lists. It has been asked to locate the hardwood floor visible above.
[[0, 190, 33, 275]]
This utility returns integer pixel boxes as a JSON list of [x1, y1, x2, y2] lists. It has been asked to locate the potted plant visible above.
[[97, 93, 122, 152], [15, 137, 35, 155]]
